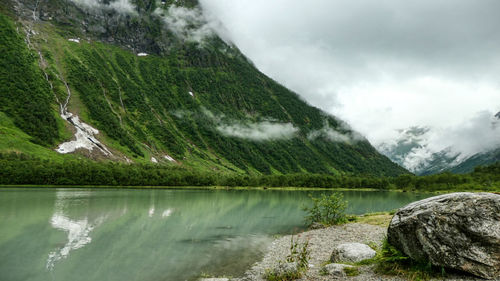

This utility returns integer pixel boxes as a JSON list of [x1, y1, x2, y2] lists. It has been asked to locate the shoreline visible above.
[[1, 185, 497, 195], [231, 219, 486, 281], [1, 184, 490, 194]]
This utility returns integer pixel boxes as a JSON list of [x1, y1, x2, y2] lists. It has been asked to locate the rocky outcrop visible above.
[[330, 242, 376, 263], [388, 192, 500, 279]]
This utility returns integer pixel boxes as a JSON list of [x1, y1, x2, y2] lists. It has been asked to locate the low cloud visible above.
[[308, 120, 364, 143], [199, 0, 500, 162], [70, 0, 137, 15], [154, 5, 219, 43], [217, 121, 298, 141], [172, 107, 298, 141], [380, 111, 500, 172]]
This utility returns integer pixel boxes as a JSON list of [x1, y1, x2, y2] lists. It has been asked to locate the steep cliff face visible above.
[[0, 0, 407, 176]]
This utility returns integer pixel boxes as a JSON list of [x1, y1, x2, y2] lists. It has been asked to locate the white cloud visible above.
[[307, 121, 364, 143], [172, 107, 299, 141], [380, 111, 500, 172], [154, 5, 221, 43], [217, 121, 298, 141], [108, 0, 136, 14], [199, 0, 500, 158], [70, 0, 136, 15]]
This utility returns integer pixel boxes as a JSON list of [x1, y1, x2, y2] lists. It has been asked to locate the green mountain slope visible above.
[[0, 0, 407, 176]]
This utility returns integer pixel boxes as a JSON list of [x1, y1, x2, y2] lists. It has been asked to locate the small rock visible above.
[[331, 242, 376, 263], [323, 263, 354, 278]]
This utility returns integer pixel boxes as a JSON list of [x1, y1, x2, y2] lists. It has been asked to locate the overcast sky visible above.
[[199, 0, 500, 157]]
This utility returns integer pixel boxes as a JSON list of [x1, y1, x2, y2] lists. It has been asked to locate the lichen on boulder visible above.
[[388, 192, 500, 279]]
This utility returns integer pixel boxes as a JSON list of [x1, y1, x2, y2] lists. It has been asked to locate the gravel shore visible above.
[[233, 223, 490, 281]]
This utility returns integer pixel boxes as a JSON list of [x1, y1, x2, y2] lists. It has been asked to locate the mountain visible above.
[[379, 112, 500, 175], [447, 112, 500, 173], [0, 0, 406, 176]]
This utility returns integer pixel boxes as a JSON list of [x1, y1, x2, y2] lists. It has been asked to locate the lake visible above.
[[0, 188, 431, 281]]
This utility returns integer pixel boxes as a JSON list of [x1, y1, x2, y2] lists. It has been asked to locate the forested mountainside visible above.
[[0, 0, 407, 176]]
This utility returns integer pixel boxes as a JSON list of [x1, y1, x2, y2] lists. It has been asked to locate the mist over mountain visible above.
[[379, 111, 500, 175], [0, 0, 406, 176]]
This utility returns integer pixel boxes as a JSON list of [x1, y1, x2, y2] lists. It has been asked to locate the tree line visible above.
[[1, 152, 499, 192]]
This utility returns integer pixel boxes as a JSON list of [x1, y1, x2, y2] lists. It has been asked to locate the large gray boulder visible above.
[[388, 192, 500, 279]]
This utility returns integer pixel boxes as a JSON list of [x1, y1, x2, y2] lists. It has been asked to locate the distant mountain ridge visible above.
[[379, 111, 500, 175], [0, 0, 406, 176]]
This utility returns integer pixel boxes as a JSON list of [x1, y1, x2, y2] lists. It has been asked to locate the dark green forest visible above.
[[1, 152, 498, 192]]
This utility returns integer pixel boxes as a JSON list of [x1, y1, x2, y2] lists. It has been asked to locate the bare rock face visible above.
[[388, 192, 500, 279]]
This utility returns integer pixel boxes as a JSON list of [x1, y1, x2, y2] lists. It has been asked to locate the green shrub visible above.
[[303, 192, 348, 226]]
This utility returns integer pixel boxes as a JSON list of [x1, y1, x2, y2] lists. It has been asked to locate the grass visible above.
[[0, 112, 71, 162], [344, 266, 360, 276], [353, 211, 394, 227], [264, 269, 302, 281], [373, 239, 448, 281]]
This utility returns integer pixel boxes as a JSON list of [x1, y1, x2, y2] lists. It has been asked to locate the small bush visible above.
[[303, 192, 348, 227]]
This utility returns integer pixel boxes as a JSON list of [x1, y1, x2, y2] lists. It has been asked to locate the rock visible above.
[[199, 279, 229, 281], [323, 263, 354, 278], [388, 192, 500, 279], [331, 242, 376, 263]]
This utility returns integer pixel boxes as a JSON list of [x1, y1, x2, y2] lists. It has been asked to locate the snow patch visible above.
[[56, 112, 111, 155], [151, 157, 158, 163], [164, 155, 175, 162], [68, 38, 80, 43], [137, 52, 148, 57]]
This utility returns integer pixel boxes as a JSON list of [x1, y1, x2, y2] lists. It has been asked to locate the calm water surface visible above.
[[0, 188, 431, 281]]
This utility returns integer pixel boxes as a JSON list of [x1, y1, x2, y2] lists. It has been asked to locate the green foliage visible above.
[[0, 14, 58, 145], [264, 269, 302, 281], [391, 163, 500, 192], [0, 1, 407, 176], [374, 239, 446, 281], [343, 266, 360, 276], [303, 193, 348, 226], [286, 236, 310, 270]]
